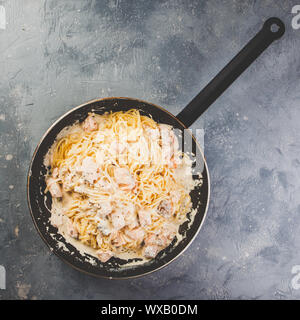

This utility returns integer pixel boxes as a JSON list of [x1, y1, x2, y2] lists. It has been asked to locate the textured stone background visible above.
[[0, 0, 300, 299]]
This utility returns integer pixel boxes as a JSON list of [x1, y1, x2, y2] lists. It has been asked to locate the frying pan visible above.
[[27, 18, 285, 279]]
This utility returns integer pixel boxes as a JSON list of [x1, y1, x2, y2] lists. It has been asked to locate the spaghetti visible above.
[[44, 109, 198, 263]]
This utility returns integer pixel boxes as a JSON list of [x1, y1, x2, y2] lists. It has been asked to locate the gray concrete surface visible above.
[[0, 0, 300, 299]]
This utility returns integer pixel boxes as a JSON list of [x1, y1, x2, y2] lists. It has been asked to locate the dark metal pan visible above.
[[27, 18, 285, 279]]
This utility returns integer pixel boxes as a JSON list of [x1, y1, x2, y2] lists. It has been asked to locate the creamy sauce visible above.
[[43, 112, 202, 267]]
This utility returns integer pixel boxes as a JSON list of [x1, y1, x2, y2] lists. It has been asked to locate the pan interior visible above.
[[27, 98, 209, 278]]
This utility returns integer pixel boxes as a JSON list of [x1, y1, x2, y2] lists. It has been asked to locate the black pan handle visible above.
[[176, 17, 285, 127]]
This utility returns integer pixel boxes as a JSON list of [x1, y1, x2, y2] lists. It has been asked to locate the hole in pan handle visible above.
[[176, 17, 285, 128]]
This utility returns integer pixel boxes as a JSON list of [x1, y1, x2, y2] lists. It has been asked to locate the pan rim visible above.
[[26, 97, 210, 279]]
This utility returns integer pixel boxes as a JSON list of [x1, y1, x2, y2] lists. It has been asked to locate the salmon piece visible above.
[[66, 219, 78, 239], [145, 224, 176, 250], [52, 167, 59, 178], [165, 223, 177, 238], [144, 233, 168, 247], [138, 209, 152, 227], [82, 115, 98, 132], [97, 218, 112, 236], [161, 224, 177, 244], [81, 156, 98, 173], [96, 201, 113, 217], [51, 213, 63, 228], [96, 249, 113, 263], [160, 223, 177, 245], [79, 157, 99, 184], [46, 177, 62, 198], [144, 233, 156, 245], [111, 231, 126, 247], [123, 203, 139, 229], [157, 199, 174, 218], [143, 245, 159, 258], [125, 227, 145, 243], [114, 167, 135, 191], [110, 210, 126, 230]]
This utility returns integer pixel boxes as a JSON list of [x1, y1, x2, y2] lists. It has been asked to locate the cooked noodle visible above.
[[45, 109, 198, 263]]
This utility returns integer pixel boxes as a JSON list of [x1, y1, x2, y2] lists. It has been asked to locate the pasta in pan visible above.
[[44, 109, 199, 263]]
